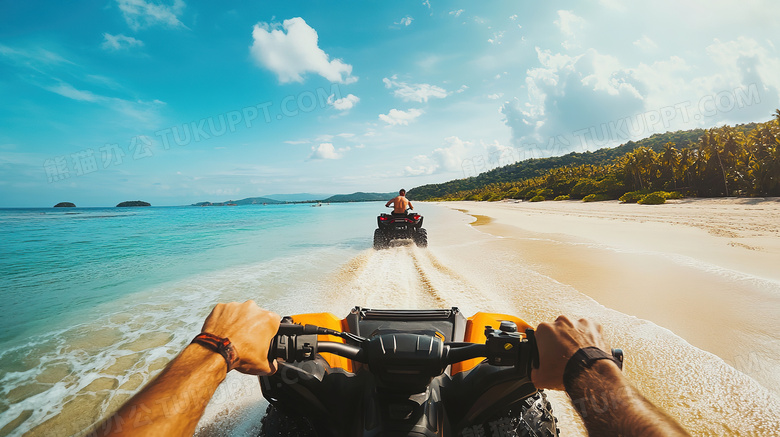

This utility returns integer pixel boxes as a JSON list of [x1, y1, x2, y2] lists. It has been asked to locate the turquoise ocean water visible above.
[[0, 202, 382, 436]]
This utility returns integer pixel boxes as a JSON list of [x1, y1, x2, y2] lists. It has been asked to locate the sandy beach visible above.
[[431, 198, 780, 435], [443, 198, 780, 389]]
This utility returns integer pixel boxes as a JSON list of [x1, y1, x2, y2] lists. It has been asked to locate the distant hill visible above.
[[117, 200, 151, 207], [191, 197, 284, 206], [264, 193, 333, 202], [407, 119, 779, 201], [230, 197, 285, 205], [192, 192, 397, 206], [323, 192, 396, 203], [408, 129, 707, 200]]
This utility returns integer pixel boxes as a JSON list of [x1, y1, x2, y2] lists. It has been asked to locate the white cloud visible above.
[[379, 108, 423, 126], [482, 139, 512, 156], [116, 0, 186, 30], [449, 9, 464, 17], [620, 36, 780, 126], [395, 16, 413, 26], [555, 10, 585, 50], [505, 30, 780, 155], [432, 136, 471, 172], [509, 14, 518, 21], [308, 142, 349, 160], [478, 139, 521, 169], [404, 157, 435, 176], [404, 136, 472, 175], [382, 76, 448, 102], [487, 93, 503, 100], [488, 31, 505, 45], [46, 82, 100, 102], [327, 93, 360, 111], [633, 35, 658, 52], [250, 17, 357, 84], [43, 80, 164, 124], [501, 47, 644, 149], [422, 0, 431, 9], [0, 44, 72, 65], [101, 33, 144, 50], [582, 51, 642, 98]]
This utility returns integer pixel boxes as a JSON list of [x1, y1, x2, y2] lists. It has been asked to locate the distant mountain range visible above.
[[264, 193, 333, 202], [322, 192, 396, 202], [191, 192, 396, 206], [192, 197, 283, 206]]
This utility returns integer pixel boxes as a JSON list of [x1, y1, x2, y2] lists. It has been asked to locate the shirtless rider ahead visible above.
[[386, 189, 413, 214]]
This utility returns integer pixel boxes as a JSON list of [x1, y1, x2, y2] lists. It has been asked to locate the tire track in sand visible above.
[[320, 243, 479, 311]]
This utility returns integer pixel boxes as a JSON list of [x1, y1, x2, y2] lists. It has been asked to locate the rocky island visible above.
[[116, 201, 151, 207], [54, 202, 76, 207]]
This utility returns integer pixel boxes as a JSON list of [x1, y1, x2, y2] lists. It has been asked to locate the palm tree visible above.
[[678, 147, 693, 189], [660, 142, 679, 189]]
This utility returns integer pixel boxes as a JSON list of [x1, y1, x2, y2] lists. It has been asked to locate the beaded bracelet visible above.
[[191, 332, 239, 372]]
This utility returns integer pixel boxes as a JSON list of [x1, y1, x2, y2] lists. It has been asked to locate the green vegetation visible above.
[[529, 195, 545, 202], [638, 192, 667, 205], [583, 194, 610, 202], [619, 190, 648, 203], [623, 190, 683, 205], [554, 195, 570, 201], [408, 114, 780, 202]]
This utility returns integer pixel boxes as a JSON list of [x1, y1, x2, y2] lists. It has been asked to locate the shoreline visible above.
[[441, 198, 780, 395]]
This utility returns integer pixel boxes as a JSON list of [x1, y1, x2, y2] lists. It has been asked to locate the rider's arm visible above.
[[385, 198, 393, 207], [94, 301, 279, 437], [408, 200, 413, 210], [532, 316, 690, 437]]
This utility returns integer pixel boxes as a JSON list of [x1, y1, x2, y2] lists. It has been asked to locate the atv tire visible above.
[[517, 390, 559, 437], [413, 228, 428, 248], [373, 229, 388, 250], [260, 404, 316, 437], [461, 391, 559, 437]]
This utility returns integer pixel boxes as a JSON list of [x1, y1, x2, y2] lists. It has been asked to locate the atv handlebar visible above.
[[270, 322, 624, 381]]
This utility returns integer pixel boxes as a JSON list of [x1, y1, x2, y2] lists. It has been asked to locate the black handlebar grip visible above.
[[611, 348, 624, 370], [524, 328, 539, 370], [268, 334, 287, 361], [525, 328, 624, 372]]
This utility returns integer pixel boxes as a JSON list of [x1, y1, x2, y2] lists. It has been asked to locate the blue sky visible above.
[[1, 1, 779, 207]]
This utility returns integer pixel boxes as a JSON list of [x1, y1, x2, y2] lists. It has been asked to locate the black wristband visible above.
[[192, 332, 239, 372], [563, 347, 621, 393]]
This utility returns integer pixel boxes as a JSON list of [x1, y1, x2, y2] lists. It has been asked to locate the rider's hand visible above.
[[200, 300, 280, 375], [531, 315, 610, 390]]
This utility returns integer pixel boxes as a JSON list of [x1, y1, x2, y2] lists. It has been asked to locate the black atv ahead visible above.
[[374, 208, 427, 249]]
